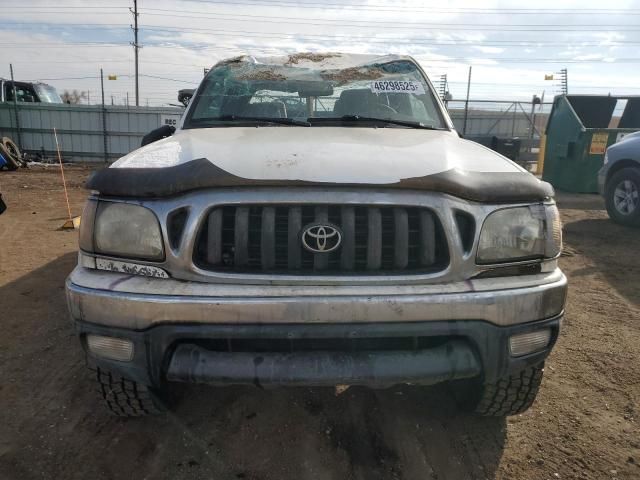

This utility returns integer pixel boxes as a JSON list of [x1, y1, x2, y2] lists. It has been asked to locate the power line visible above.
[[138, 10, 640, 29], [14, 4, 129, 8], [139, 74, 199, 84], [10, 2, 640, 14], [7, 32, 640, 48], [181, 0, 640, 14], [23, 76, 101, 81], [138, 22, 640, 45], [1, 22, 129, 27], [138, 24, 640, 42], [3, 10, 127, 15], [140, 27, 640, 48], [6, 18, 640, 32], [0, 43, 130, 48]]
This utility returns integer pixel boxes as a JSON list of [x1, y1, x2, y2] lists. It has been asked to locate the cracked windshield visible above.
[[186, 55, 446, 129]]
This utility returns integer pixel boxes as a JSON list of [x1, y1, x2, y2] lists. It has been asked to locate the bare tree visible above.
[[61, 90, 88, 104]]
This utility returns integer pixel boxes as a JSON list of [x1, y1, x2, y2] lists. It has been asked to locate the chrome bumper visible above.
[[66, 266, 567, 330]]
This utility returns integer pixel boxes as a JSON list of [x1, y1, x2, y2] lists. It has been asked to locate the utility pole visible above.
[[100, 69, 108, 163], [462, 66, 472, 136], [131, 0, 140, 106], [9, 64, 22, 151]]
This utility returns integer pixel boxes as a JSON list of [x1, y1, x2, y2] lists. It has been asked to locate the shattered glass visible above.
[[185, 53, 446, 129]]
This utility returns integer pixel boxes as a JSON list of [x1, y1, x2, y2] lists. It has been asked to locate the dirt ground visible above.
[[0, 165, 638, 480]]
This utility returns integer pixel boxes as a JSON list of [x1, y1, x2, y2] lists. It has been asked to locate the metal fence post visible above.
[[462, 66, 472, 135], [528, 95, 540, 152], [100, 68, 108, 164], [9, 64, 22, 151]]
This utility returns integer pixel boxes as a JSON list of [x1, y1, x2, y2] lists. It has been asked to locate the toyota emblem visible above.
[[301, 223, 342, 253]]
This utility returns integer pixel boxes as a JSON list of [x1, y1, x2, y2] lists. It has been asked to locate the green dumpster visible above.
[[542, 95, 640, 193]]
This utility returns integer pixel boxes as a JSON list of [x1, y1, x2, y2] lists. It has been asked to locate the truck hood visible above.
[[88, 127, 554, 202]]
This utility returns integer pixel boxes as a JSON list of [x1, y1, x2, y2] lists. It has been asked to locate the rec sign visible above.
[[160, 114, 181, 128]]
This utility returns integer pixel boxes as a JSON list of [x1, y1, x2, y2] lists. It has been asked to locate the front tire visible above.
[[93, 367, 165, 417], [456, 363, 544, 416], [0, 144, 19, 170], [0, 138, 25, 167], [605, 168, 640, 227]]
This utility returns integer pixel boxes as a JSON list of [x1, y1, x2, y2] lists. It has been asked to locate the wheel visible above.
[[1, 137, 25, 167], [454, 363, 544, 417], [605, 168, 640, 227], [93, 367, 165, 417], [0, 144, 19, 170]]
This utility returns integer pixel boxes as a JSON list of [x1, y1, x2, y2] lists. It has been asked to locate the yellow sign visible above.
[[544, 74, 554, 80], [589, 133, 609, 155], [107, 75, 117, 80]]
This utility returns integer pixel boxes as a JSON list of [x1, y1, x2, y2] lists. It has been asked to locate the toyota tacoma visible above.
[[66, 53, 567, 417]]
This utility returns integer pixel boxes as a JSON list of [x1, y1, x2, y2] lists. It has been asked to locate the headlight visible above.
[[93, 202, 164, 260], [477, 204, 562, 264], [545, 204, 563, 258], [78, 199, 98, 252], [603, 151, 609, 165]]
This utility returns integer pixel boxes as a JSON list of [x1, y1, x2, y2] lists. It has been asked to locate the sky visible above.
[[1, 0, 639, 108]]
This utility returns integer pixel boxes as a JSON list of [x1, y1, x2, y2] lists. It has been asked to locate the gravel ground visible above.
[[0, 166, 638, 480]]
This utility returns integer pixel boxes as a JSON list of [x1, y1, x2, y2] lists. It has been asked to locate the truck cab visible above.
[[1, 79, 62, 103]]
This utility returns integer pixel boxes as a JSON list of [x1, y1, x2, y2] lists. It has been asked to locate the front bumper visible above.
[[74, 315, 562, 388], [66, 266, 567, 329], [66, 266, 567, 388]]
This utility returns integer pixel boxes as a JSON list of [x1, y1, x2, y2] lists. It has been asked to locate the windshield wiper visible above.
[[209, 115, 311, 127], [309, 115, 442, 130]]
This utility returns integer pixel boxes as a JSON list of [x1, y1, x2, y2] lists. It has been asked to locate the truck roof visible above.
[[212, 52, 417, 71], [0, 79, 55, 87]]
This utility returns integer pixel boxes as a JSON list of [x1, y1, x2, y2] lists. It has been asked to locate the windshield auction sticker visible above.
[[370, 80, 425, 94]]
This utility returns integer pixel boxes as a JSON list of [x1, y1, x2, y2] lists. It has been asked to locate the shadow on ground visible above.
[[0, 253, 506, 480], [554, 191, 605, 211], [563, 217, 640, 306]]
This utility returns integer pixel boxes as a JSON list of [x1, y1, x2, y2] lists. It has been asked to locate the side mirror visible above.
[[178, 89, 195, 107], [141, 125, 175, 147]]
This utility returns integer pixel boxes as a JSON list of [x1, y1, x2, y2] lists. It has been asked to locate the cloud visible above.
[[472, 46, 505, 54]]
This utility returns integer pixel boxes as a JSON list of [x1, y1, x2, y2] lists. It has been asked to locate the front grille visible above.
[[193, 204, 449, 275]]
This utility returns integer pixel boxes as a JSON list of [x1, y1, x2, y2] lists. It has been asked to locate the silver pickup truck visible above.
[[66, 53, 567, 417]]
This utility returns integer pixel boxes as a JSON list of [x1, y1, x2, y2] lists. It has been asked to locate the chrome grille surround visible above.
[[86, 187, 555, 286]]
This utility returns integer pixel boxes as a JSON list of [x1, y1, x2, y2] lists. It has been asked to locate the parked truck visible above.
[[66, 53, 567, 418], [0, 79, 62, 103]]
